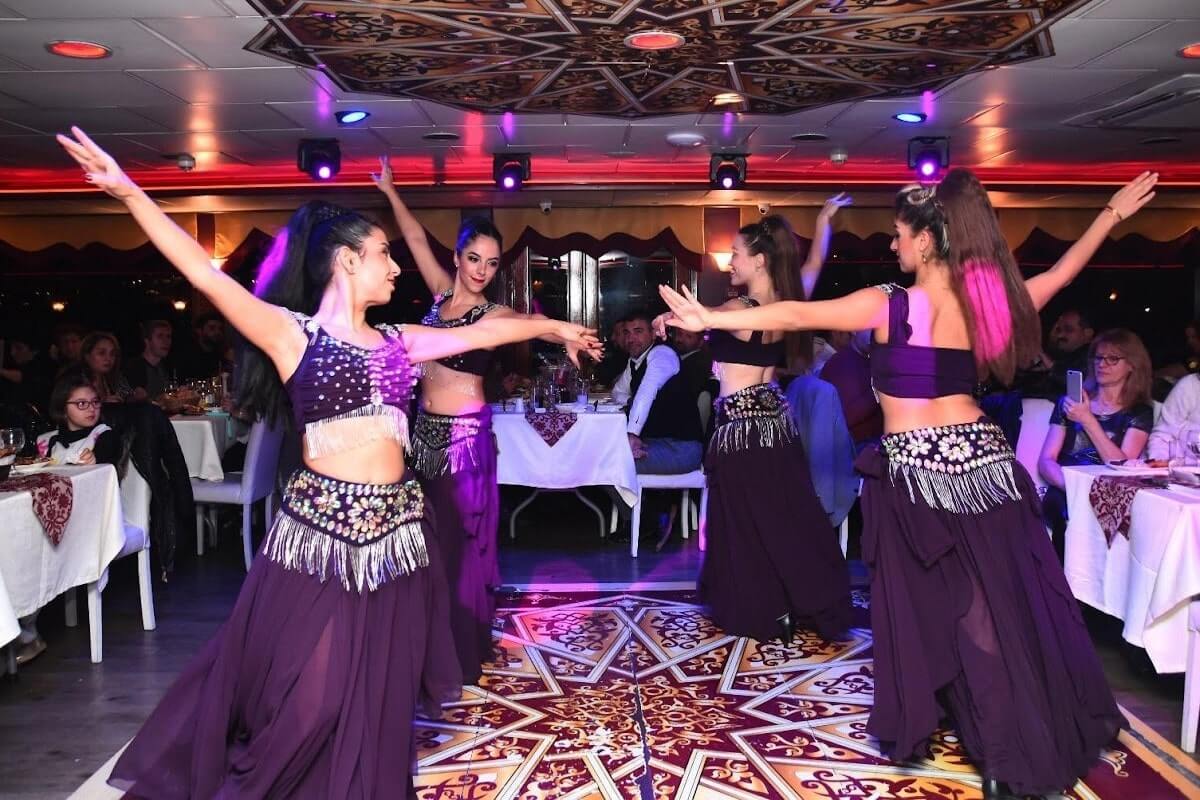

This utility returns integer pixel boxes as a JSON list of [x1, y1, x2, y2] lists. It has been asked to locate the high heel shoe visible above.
[[776, 613, 793, 644], [981, 776, 1018, 799]]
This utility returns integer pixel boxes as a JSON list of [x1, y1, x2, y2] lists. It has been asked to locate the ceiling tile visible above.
[[267, 99, 430, 132], [1082, 20, 1200, 68], [937, 65, 1154, 104], [139, 17, 286, 69], [370, 125, 507, 151], [119, 130, 277, 158], [1034, 18, 1169, 68], [1082, 0, 1200, 19], [0, 19, 203, 70], [131, 103, 297, 132], [131, 67, 330, 105], [0, 0, 232, 18], [0, 71, 182, 107], [0, 107, 167, 134]]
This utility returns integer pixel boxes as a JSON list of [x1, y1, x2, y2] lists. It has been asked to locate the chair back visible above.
[[241, 420, 285, 502], [1015, 397, 1055, 491], [696, 390, 712, 435], [785, 375, 857, 526], [119, 463, 152, 537]]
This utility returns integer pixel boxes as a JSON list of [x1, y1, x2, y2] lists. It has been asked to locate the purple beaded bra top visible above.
[[283, 311, 419, 458], [420, 290, 498, 376]]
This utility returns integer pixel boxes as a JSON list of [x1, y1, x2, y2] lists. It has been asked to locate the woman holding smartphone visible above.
[[1038, 328, 1154, 555]]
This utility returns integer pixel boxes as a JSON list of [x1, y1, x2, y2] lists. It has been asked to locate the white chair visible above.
[[64, 464, 156, 663], [192, 421, 284, 571], [836, 477, 864, 558], [628, 469, 709, 558], [1015, 397, 1055, 494]]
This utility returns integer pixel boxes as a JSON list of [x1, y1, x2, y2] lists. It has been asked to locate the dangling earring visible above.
[[921, 251, 929, 264]]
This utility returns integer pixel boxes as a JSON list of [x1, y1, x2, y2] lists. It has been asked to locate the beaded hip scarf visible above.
[[407, 409, 492, 478], [262, 468, 428, 592], [879, 419, 1020, 515], [711, 383, 795, 453]]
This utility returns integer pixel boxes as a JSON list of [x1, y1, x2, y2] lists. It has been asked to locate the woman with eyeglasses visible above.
[[657, 168, 1157, 799], [654, 199, 854, 646], [1038, 329, 1153, 555]]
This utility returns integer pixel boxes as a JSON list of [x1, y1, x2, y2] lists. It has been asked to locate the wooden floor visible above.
[[0, 488, 1194, 799]]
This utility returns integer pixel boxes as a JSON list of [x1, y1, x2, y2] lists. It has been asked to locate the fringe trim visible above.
[[303, 405, 410, 459], [887, 458, 1021, 515], [262, 512, 429, 593], [711, 412, 795, 453], [408, 434, 486, 477]]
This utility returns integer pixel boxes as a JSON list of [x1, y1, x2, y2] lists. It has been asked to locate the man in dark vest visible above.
[[610, 310, 704, 541]]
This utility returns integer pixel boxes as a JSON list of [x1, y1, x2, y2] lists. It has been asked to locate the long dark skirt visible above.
[[108, 469, 461, 799], [409, 408, 500, 684], [858, 421, 1122, 795], [700, 384, 852, 643]]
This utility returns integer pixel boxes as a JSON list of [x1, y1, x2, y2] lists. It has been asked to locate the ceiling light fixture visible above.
[[709, 154, 747, 190], [1179, 42, 1200, 59], [335, 109, 370, 125], [297, 138, 341, 181], [422, 131, 460, 142], [46, 40, 112, 59], [894, 112, 927, 124], [790, 132, 829, 142], [624, 30, 684, 51], [712, 92, 744, 106], [666, 131, 706, 147], [907, 136, 949, 181], [493, 153, 531, 191]]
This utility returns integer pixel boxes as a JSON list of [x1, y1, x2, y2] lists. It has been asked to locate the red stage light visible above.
[[1180, 43, 1200, 59], [46, 40, 112, 59], [624, 31, 684, 51]]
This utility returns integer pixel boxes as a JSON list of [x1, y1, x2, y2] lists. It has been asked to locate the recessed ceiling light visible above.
[[606, 150, 637, 158], [46, 40, 111, 59], [1140, 136, 1182, 145], [1180, 42, 1200, 59], [790, 132, 829, 142], [422, 131, 460, 142], [665, 131, 706, 148], [712, 92, 744, 106], [335, 110, 370, 125], [624, 30, 684, 51], [894, 112, 926, 124]]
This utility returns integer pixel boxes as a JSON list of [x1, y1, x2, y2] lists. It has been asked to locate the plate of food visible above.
[[11, 456, 55, 474], [1107, 458, 1169, 472]]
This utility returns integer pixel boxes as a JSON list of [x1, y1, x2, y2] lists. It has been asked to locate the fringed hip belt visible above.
[[408, 408, 493, 478], [262, 467, 429, 592], [879, 419, 1020, 515], [710, 383, 795, 453]]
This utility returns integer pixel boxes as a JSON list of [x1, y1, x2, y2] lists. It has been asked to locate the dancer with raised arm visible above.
[[658, 197, 852, 645], [373, 157, 596, 683], [658, 169, 1157, 799], [57, 127, 600, 799]]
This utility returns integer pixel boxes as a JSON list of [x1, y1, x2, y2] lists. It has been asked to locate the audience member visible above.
[[593, 319, 629, 387], [81, 331, 133, 402], [1147, 372, 1200, 460], [49, 322, 85, 372], [1038, 329, 1152, 556], [670, 327, 714, 401], [175, 310, 227, 382], [0, 330, 53, 412], [819, 329, 882, 448], [125, 319, 175, 401], [1019, 308, 1096, 400]]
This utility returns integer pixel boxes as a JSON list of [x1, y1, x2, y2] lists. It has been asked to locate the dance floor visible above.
[[411, 588, 1200, 800]]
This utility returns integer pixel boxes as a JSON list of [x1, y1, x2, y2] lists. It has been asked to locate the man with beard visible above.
[[1018, 308, 1096, 400], [175, 311, 228, 382]]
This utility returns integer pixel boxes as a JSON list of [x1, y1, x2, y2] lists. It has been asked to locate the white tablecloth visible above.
[[1063, 465, 1200, 673], [170, 416, 226, 482], [0, 464, 126, 626], [493, 409, 638, 505]]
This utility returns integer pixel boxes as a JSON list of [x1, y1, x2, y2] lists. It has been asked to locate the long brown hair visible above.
[[895, 168, 1040, 384], [1086, 329, 1152, 410], [738, 215, 811, 370]]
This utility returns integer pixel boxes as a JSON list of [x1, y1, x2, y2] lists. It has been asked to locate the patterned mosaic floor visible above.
[[413, 589, 1197, 800]]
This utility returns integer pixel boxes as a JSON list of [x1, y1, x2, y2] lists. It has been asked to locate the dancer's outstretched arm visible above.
[[656, 284, 887, 337], [372, 155, 453, 297], [1025, 171, 1157, 311], [799, 193, 851, 299], [56, 127, 306, 376], [402, 317, 601, 365]]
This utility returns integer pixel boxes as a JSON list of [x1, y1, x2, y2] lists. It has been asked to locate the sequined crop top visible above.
[[869, 284, 977, 399], [420, 290, 497, 377], [706, 298, 785, 367], [284, 312, 418, 458]]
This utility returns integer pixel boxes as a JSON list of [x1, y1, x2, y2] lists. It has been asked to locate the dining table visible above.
[[169, 413, 230, 481]]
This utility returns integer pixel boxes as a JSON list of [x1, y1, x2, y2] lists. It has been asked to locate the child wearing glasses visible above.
[[37, 368, 121, 466]]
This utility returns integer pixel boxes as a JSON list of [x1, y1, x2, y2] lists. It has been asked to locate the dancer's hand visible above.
[[370, 155, 397, 197], [1106, 171, 1158, 222], [565, 339, 601, 368], [56, 126, 137, 200], [651, 312, 674, 339], [554, 322, 603, 360], [817, 192, 852, 221], [657, 285, 711, 332]]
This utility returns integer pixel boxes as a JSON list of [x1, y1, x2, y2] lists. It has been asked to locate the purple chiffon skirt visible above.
[[108, 468, 461, 799], [700, 384, 852, 643], [858, 420, 1122, 795], [409, 408, 500, 684]]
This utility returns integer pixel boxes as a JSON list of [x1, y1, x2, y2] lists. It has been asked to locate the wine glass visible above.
[[0, 428, 25, 480], [1179, 427, 1200, 466]]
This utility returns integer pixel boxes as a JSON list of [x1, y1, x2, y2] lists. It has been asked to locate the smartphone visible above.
[[1066, 369, 1084, 404]]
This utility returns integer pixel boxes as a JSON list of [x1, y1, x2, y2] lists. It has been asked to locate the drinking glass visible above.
[[0, 427, 25, 464]]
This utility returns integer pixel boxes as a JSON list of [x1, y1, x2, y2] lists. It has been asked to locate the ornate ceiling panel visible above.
[[247, 0, 1083, 118]]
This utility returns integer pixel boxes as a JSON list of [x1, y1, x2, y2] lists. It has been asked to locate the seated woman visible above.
[[81, 331, 134, 402], [1038, 328, 1153, 556], [17, 369, 123, 666]]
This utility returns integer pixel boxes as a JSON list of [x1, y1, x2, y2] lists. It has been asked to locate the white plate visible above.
[[11, 459, 55, 475]]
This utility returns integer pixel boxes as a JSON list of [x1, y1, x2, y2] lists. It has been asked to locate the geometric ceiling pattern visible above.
[[246, 0, 1089, 117]]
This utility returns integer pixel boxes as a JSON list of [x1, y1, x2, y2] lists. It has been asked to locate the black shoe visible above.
[[981, 777, 1018, 800], [776, 613, 793, 644]]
